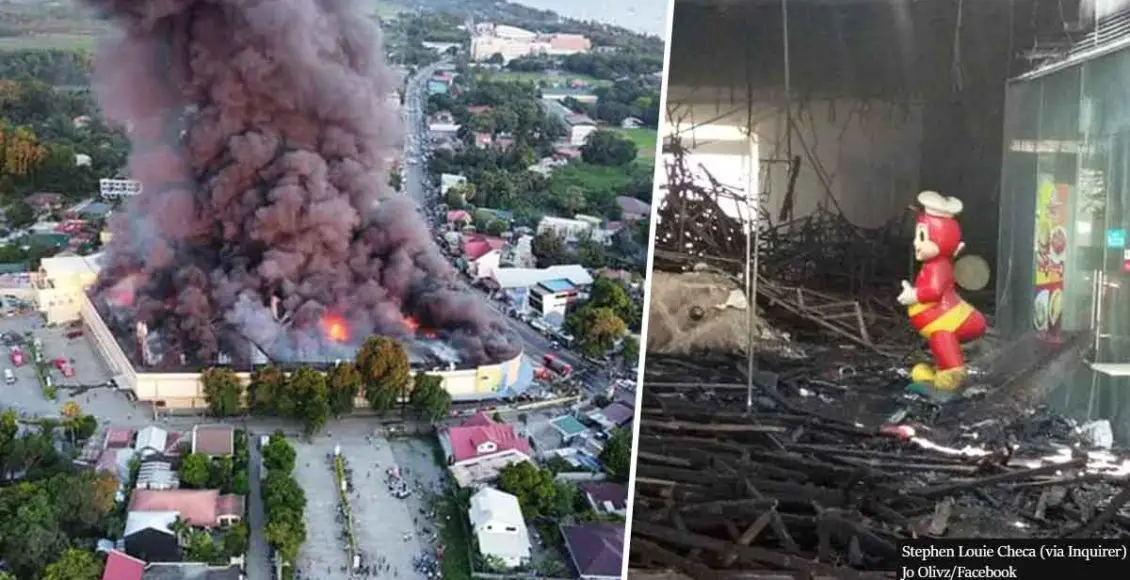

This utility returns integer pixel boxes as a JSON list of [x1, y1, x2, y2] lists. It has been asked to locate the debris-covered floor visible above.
[[629, 343, 1130, 579], [630, 141, 1130, 579]]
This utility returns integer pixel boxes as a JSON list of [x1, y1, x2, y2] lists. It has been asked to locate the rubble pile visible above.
[[629, 353, 1130, 579]]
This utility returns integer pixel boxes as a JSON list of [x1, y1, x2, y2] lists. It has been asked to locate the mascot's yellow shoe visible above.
[[933, 367, 967, 392], [910, 363, 936, 383]]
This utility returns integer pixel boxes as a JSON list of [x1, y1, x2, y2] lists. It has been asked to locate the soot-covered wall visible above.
[[665, 0, 1044, 254]]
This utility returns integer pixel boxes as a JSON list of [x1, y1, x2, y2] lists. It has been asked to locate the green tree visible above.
[[566, 306, 628, 357], [178, 452, 211, 488], [183, 529, 219, 564], [222, 522, 250, 559], [355, 336, 411, 412], [43, 548, 101, 580], [208, 455, 235, 492], [621, 335, 640, 367], [248, 365, 285, 415], [496, 462, 576, 520], [408, 372, 452, 421], [326, 362, 362, 416], [261, 433, 296, 473], [599, 427, 633, 483], [581, 130, 638, 166], [531, 229, 566, 268], [201, 367, 243, 416], [589, 277, 637, 324], [389, 166, 402, 192], [287, 367, 331, 436], [5, 201, 34, 228], [485, 219, 507, 236]]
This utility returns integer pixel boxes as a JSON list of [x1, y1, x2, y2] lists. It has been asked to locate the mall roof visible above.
[[40, 253, 104, 279], [492, 265, 592, 289]]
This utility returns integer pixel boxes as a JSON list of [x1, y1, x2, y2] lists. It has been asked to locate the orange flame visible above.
[[402, 316, 420, 333], [321, 314, 350, 343]]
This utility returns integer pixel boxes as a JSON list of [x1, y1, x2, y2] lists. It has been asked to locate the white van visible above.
[[3, 368, 13, 384]]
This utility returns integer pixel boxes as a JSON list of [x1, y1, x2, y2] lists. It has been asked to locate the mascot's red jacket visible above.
[[898, 191, 986, 389]]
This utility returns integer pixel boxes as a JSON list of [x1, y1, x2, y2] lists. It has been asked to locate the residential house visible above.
[[467, 488, 532, 568], [428, 112, 460, 139], [77, 201, 113, 220], [501, 234, 535, 269], [620, 117, 643, 129], [462, 235, 505, 279], [129, 489, 245, 528], [135, 461, 179, 490], [141, 563, 244, 580], [615, 196, 651, 223], [446, 209, 471, 228], [123, 510, 181, 563], [103, 550, 146, 580], [191, 425, 234, 456], [437, 412, 533, 487], [579, 482, 628, 516], [473, 132, 493, 149], [440, 173, 468, 196], [528, 155, 569, 176], [542, 99, 597, 147], [26, 192, 65, 213], [136, 425, 169, 458], [466, 105, 493, 116], [587, 402, 635, 431], [537, 216, 595, 244], [561, 522, 624, 580], [490, 265, 593, 313]]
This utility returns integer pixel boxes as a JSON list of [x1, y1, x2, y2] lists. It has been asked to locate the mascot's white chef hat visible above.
[[918, 190, 963, 218]]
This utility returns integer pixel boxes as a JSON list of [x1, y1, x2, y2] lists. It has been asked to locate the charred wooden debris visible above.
[[629, 354, 1130, 579]]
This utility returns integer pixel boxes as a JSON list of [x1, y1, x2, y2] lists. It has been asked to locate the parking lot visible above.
[[0, 313, 136, 420], [292, 423, 445, 579]]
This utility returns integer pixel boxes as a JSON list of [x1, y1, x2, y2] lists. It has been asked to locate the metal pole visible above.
[[746, 135, 760, 412]]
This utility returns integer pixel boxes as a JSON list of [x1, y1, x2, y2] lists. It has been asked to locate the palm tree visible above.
[[170, 516, 190, 547]]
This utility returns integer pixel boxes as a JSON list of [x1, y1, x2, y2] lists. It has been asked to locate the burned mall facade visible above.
[[998, 9, 1130, 440], [78, 284, 528, 409]]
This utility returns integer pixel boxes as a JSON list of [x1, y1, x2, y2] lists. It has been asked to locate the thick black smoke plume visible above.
[[83, 0, 520, 366]]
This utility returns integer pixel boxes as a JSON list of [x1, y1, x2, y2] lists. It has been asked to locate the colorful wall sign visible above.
[[1033, 179, 1068, 334], [1107, 227, 1127, 249]]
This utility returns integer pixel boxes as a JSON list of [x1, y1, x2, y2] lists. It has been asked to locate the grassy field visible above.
[[485, 70, 612, 88], [371, 0, 407, 18], [616, 127, 659, 158], [0, 34, 96, 51]]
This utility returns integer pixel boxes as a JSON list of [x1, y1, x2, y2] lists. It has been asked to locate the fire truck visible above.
[[9, 347, 25, 367], [542, 353, 573, 378]]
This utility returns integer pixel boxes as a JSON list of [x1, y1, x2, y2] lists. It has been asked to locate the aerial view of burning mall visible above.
[[628, 0, 1130, 578]]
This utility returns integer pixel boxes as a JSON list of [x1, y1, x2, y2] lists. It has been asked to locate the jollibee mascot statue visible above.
[[898, 191, 987, 395]]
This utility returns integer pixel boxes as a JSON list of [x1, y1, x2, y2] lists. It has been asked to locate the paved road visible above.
[[246, 431, 271, 580]]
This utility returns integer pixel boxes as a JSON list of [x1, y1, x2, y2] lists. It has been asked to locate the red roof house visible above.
[[103, 550, 145, 580], [447, 209, 471, 224], [25, 192, 64, 211], [462, 235, 505, 261], [438, 413, 533, 485], [129, 489, 245, 528]]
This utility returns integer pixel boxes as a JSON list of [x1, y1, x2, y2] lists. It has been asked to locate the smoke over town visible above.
[[82, 0, 520, 366]]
